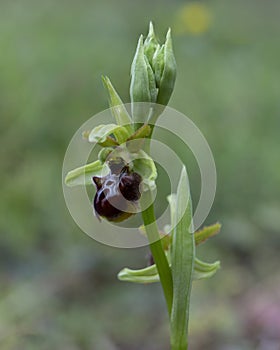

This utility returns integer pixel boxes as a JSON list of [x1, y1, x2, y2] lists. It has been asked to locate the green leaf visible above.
[[170, 166, 194, 350], [102, 76, 133, 134], [193, 258, 220, 281], [195, 223, 221, 246], [65, 160, 109, 187], [88, 124, 130, 145]]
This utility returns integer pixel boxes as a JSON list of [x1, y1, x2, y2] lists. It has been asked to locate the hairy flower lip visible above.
[[119, 172, 142, 201], [92, 158, 142, 222]]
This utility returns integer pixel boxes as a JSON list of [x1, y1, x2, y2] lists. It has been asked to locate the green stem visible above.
[[141, 194, 173, 316]]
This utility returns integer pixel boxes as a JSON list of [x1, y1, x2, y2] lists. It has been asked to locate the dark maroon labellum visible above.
[[119, 172, 142, 201], [92, 159, 142, 222]]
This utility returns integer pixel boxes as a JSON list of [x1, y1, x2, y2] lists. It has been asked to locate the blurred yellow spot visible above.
[[175, 2, 212, 35]]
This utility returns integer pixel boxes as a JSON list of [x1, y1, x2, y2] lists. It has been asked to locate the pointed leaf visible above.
[[170, 166, 194, 349]]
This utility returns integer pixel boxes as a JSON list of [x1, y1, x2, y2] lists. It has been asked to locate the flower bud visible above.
[[145, 56, 157, 103], [152, 44, 164, 88], [143, 22, 159, 66], [156, 29, 176, 106], [130, 35, 156, 123], [130, 25, 176, 125]]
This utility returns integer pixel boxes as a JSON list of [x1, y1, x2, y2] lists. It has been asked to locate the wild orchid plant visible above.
[[65, 22, 221, 350]]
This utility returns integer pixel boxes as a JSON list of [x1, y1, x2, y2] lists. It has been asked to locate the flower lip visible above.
[[119, 172, 142, 201], [92, 157, 142, 222]]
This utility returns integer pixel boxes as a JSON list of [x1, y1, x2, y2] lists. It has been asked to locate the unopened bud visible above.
[[130, 25, 176, 125], [156, 29, 176, 106], [144, 22, 159, 66], [152, 44, 164, 88], [130, 35, 156, 123]]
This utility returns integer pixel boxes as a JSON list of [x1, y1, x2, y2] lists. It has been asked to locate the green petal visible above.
[[132, 150, 157, 190], [88, 124, 130, 145], [65, 160, 109, 187]]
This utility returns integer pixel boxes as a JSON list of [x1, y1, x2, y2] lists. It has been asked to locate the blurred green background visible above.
[[1, 0, 280, 349]]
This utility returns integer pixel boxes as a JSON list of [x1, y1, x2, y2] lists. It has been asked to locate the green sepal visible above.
[[88, 124, 130, 145], [102, 76, 134, 134], [65, 160, 109, 187]]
